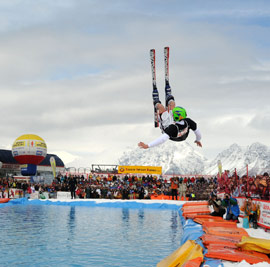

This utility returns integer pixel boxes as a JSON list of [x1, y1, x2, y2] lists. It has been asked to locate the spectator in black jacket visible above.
[[208, 192, 226, 217], [69, 176, 77, 199]]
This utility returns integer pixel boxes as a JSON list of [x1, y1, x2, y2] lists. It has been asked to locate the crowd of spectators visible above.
[[0, 171, 269, 201], [217, 171, 270, 200], [0, 174, 217, 200]]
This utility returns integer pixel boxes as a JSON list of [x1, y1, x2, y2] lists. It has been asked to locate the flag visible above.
[[217, 160, 222, 178], [50, 156, 56, 178]]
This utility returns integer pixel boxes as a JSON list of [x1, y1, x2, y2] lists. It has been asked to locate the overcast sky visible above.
[[1, 0, 270, 168]]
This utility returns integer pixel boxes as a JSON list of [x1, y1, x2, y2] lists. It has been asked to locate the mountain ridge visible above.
[[118, 142, 270, 176]]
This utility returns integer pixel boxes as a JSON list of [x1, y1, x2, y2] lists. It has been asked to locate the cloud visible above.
[[51, 150, 79, 165], [0, 1, 270, 167], [248, 113, 270, 131]]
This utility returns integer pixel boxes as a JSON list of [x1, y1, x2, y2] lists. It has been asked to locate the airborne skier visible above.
[[138, 47, 202, 149]]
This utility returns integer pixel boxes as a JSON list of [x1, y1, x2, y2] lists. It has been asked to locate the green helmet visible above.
[[172, 106, 187, 121]]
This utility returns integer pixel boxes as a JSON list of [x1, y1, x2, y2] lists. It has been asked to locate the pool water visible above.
[[0, 204, 183, 266]]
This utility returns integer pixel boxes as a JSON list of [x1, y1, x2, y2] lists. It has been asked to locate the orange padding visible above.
[[182, 208, 211, 217], [181, 203, 211, 218], [182, 257, 203, 267], [0, 198, 10, 203], [182, 205, 209, 211], [183, 213, 211, 218], [193, 217, 228, 225], [203, 226, 249, 238], [151, 195, 173, 200], [205, 244, 270, 264], [182, 204, 210, 211], [182, 201, 208, 207], [200, 221, 237, 228], [182, 212, 211, 217], [185, 214, 221, 220], [150, 195, 189, 200], [201, 234, 241, 248]]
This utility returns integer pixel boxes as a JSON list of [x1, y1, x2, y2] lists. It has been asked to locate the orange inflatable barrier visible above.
[[182, 203, 226, 219], [151, 195, 172, 200], [182, 201, 208, 207], [200, 221, 237, 228], [205, 244, 270, 264], [185, 214, 223, 220], [201, 234, 241, 248], [182, 208, 211, 217], [182, 204, 210, 216], [203, 227, 249, 238], [150, 195, 189, 200], [194, 215, 219, 218], [193, 217, 228, 225], [182, 205, 209, 211], [0, 198, 10, 203], [182, 208, 210, 213]]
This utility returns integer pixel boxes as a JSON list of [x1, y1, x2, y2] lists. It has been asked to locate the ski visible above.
[[164, 46, 172, 107], [150, 49, 159, 127]]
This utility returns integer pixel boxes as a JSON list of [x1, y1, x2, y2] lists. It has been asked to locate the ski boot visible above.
[[165, 94, 175, 108], [165, 81, 172, 97], [152, 88, 161, 108], [253, 221, 258, 229]]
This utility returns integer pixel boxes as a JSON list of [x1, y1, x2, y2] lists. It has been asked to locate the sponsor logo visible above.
[[118, 166, 162, 174], [12, 141, 25, 148], [36, 142, 47, 149], [177, 127, 188, 137]]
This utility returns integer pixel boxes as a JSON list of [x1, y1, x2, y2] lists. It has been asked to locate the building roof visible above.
[[0, 149, 65, 167]]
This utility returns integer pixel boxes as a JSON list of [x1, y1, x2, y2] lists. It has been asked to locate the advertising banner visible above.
[[258, 201, 270, 229], [57, 191, 71, 199], [118, 165, 162, 175]]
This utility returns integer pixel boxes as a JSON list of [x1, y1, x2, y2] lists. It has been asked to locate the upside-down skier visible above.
[[138, 47, 202, 149], [138, 94, 202, 149]]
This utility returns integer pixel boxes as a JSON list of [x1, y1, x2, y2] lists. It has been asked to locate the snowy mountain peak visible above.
[[247, 142, 267, 153], [119, 141, 207, 175], [118, 142, 270, 176], [200, 142, 270, 176], [217, 143, 242, 158]]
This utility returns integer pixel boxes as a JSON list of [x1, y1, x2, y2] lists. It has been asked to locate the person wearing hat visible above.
[[208, 192, 226, 217], [138, 90, 202, 149]]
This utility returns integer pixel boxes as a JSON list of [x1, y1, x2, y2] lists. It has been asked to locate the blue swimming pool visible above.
[[0, 202, 183, 266]]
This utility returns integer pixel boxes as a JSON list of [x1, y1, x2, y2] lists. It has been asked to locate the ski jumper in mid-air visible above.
[[138, 47, 202, 149]]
